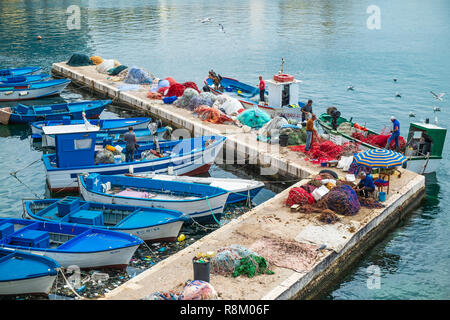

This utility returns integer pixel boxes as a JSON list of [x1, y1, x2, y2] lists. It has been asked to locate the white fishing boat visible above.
[[125, 173, 265, 204]]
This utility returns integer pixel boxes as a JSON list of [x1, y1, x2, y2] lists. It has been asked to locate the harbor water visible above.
[[0, 0, 449, 299]]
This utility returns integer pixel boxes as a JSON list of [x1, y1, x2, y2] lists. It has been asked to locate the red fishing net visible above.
[[181, 81, 200, 93], [194, 105, 234, 124], [166, 83, 186, 97], [286, 187, 315, 207], [351, 132, 406, 151], [289, 140, 358, 161]]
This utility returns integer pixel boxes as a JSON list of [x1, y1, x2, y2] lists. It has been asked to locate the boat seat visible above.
[[34, 107, 52, 114], [0, 223, 15, 238]]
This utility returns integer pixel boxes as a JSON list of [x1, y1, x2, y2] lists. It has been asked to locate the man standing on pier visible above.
[[124, 126, 137, 163], [258, 76, 265, 104], [385, 116, 400, 152], [305, 114, 317, 151]]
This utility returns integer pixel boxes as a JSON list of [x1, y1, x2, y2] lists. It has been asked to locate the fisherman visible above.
[[301, 100, 313, 123], [385, 116, 400, 151], [124, 126, 137, 163], [208, 70, 221, 91], [305, 113, 317, 151], [355, 171, 376, 198], [258, 76, 265, 104]]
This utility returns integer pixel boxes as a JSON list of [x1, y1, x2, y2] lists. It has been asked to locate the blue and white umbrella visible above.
[[353, 149, 407, 168]]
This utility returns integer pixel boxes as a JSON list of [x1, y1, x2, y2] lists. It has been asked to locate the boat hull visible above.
[[0, 275, 57, 296], [0, 80, 70, 102]]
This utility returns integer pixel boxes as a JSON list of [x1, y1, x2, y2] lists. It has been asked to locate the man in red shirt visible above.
[[258, 76, 265, 103]]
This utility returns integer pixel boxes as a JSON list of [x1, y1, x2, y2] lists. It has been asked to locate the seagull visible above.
[[393, 77, 398, 82], [430, 91, 445, 101], [409, 112, 416, 117], [347, 85, 354, 91], [433, 107, 441, 112], [200, 17, 213, 23], [395, 92, 402, 98], [218, 23, 225, 33]]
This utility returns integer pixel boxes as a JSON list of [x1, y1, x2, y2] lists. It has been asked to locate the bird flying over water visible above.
[[347, 85, 354, 91], [200, 17, 212, 23], [395, 92, 402, 98], [409, 112, 416, 117], [430, 91, 445, 101], [218, 24, 225, 33]]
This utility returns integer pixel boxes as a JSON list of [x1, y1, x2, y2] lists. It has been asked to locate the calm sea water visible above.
[[0, 0, 449, 299]]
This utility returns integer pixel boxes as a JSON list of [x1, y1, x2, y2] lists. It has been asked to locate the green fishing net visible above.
[[232, 254, 274, 278]]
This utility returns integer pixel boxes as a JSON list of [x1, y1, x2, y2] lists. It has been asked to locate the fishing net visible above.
[[108, 65, 128, 76], [213, 96, 244, 116], [89, 56, 103, 65], [176, 88, 199, 109], [194, 106, 234, 124], [359, 197, 385, 208], [181, 81, 200, 93], [124, 66, 153, 84], [236, 108, 271, 129], [186, 94, 214, 111], [337, 122, 353, 135], [348, 160, 372, 176], [211, 245, 267, 277], [351, 132, 406, 151], [142, 291, 180, 300], [96, 59, 120, 74], [180, 280, 218, 300], [318, 209, 340, 224], [95, 149, 114, 164], [286, 187, 315, 207], [324, 185, 360, 216], [67, 53, 93, 66], [232, 254, 274, 278], [166, 83, 186, 97], [258, 117, 289, 140], [147, 92, 162, 100]]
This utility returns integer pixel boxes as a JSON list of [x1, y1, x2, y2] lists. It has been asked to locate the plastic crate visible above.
[[10, 230, 50, 248], [69, 210, 104, 226], [329, 133, 343, 146], [0, 223, 14, 238], [57, 197, 80, 217]]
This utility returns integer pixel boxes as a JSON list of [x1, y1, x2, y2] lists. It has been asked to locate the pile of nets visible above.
[[348, 160, 372, 176], [323, 185, 360, 216], [289, 140, 361, 161], [96, 59, 120, 74], [124, 66, 153, 84], [95, 149, 115, 164], [286, 187, 316, 206], [108, 65, 128, 76], [176, 88, 199, 109], [280, 126, 307, 146], [212, 95, 244, 116], [236, 108, 271, 129], [194, 106, 234, 124], [257, 117, 289, 142], [181, 81, 200, 93], [185, 93, 215, 111], [67, 53, 93, 66], [318, 209, 340, 224], [210, 245, 273, 278], [166, 83, 186, 97], [90, 56, 103, 65], [142, 280, 218, 300]]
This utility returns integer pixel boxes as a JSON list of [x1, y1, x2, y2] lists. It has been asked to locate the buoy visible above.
[[273, 74, 294, 82], [177, 234, 186, 242], [37, 35, 42, 40]]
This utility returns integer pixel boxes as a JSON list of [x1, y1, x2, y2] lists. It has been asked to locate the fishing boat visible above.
[[204, 61, 306, 120], [23, 197, 187, 242], [0, 74, 51, 85], [78, 173, 229, 224], [0, 247, 59, 296], [0, 99, 110, 125], [0, 67, 41, 77], [125, 173, 265, 204], [317, 112, 447, 174], [42, 124, 226, 193], [0, 218, 142, 270], [0, 79, 71, 102]]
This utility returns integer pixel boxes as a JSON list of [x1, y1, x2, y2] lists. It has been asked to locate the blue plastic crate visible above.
[[57, 197, 80, 217], [69, 210, 104, 226], [10, 230, 50, 248], [0, 223, 14, 238]]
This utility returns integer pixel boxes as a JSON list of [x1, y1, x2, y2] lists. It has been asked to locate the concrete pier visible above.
[[51, 62, 426, 300]]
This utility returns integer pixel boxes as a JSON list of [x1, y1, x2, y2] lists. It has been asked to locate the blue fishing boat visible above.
[[0, 67, 41, 77], [0, 74, 51, 85], [24, 197, 188, 242], [204, 69, 306, 121], [41, 124, 225, 193], [0, 218, 142, 270], [78, 173, 229, 225], [0, 99, 110, 125], [0, 248, 59, 296], [0, 78, 71, 102]]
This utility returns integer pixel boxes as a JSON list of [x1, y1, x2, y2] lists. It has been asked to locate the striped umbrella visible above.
[[353, 149, 407, 168]]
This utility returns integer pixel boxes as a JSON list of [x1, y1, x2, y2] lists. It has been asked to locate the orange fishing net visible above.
[[194, 106, 233, 124]]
